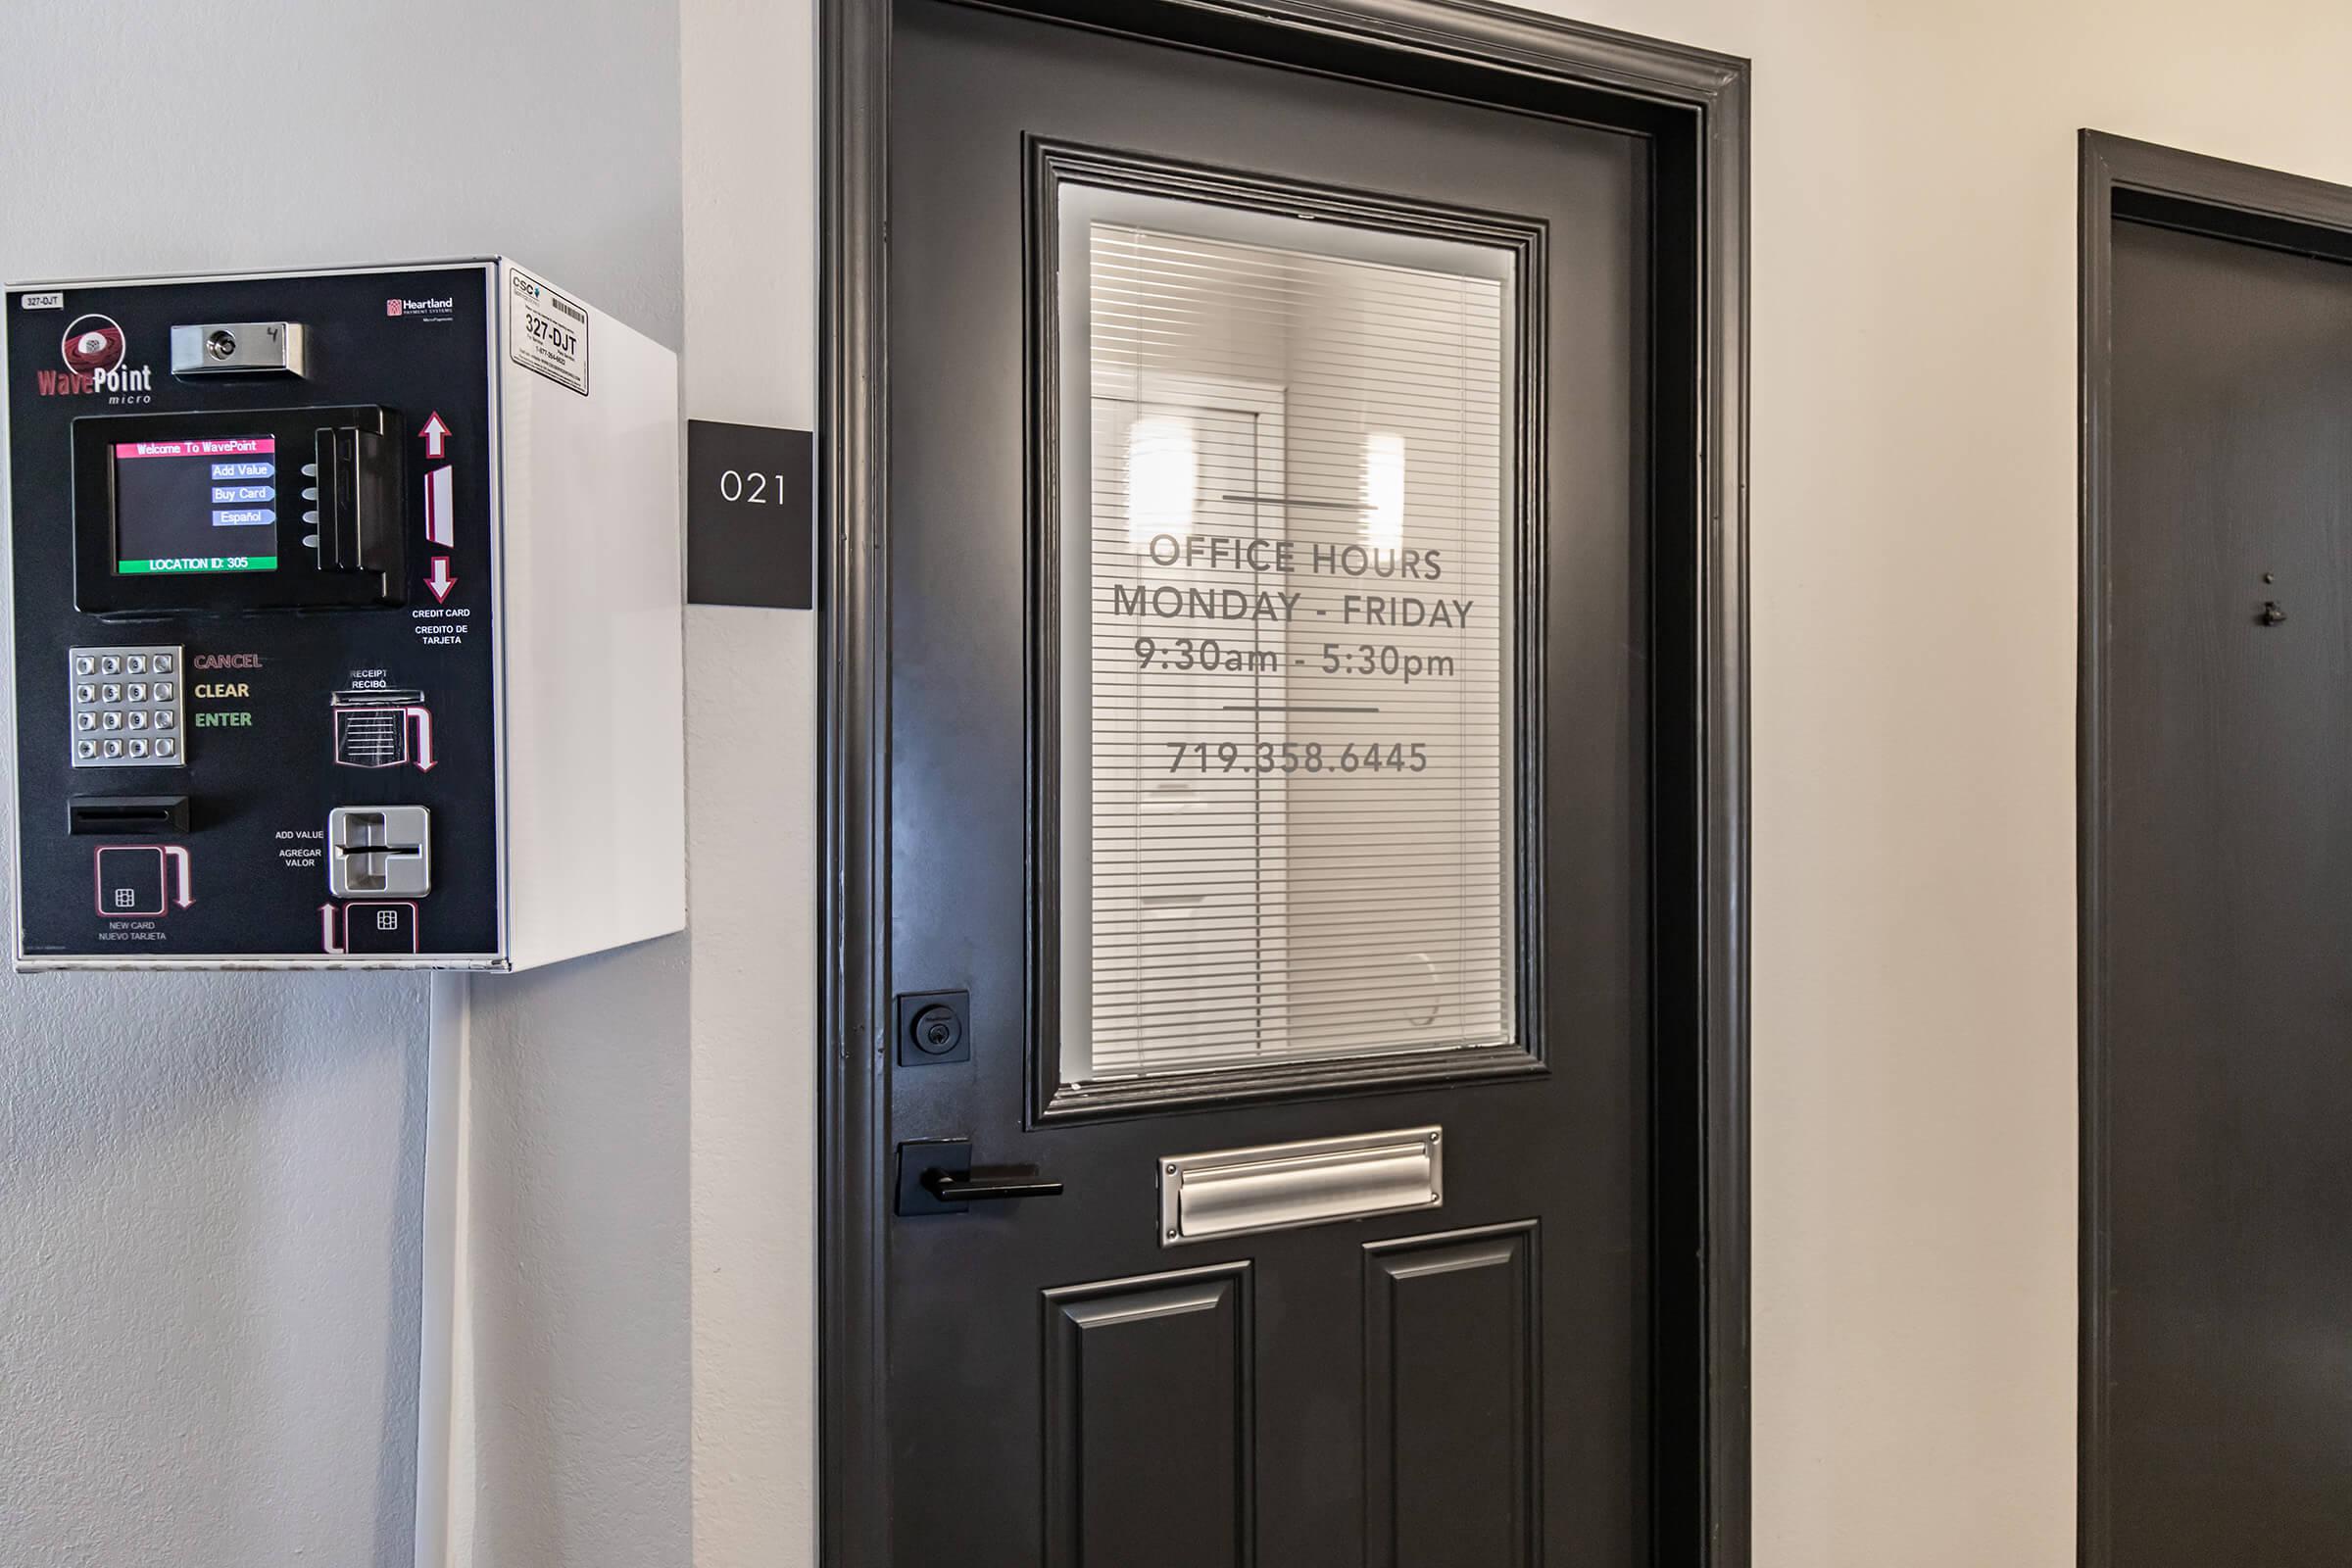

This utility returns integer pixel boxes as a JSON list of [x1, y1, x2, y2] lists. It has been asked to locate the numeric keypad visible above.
[[70, 645, 183, 767]]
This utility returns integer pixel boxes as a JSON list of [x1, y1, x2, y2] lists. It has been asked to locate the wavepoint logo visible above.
[[39, 314, 152, 397], [63, 316, 123, 373]]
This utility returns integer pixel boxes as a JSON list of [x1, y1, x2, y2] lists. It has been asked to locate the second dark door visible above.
[[2097, 200, 2352, 1563]]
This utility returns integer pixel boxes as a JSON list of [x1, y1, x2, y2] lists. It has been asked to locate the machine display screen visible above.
[[112, 436, 279, 574]]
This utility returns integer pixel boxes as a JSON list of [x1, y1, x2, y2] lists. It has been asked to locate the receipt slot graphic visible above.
[[331, 688, 436, 770]]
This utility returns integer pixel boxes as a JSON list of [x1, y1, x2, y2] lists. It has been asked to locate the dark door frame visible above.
[[2079, 129, 2352, 1568], [821, 3, 1751, 1562]]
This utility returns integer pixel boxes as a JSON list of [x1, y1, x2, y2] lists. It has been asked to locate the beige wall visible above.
[[0, 4, 684, 1564], [675, 2, 2352, 1565], [680, 0, 820, 1565], [1536, 1, 2352, 1563]]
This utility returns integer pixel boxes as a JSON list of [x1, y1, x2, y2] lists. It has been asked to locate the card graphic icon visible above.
[[92, 845, 189, 917], [321, 901, 418, 955]]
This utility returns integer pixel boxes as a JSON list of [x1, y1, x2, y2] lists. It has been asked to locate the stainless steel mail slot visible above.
[[1156, 1126, 1443, 1246]]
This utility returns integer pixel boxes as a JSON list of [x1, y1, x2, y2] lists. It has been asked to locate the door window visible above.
[[1056, 182, 1523, 1089]]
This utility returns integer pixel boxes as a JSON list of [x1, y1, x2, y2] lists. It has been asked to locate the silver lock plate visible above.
[[170, 321, 308, 376]]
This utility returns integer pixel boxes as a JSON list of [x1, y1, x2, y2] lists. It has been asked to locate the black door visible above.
[[2094, 203, 2352, 1560], [871, 3, 1713, 1562]]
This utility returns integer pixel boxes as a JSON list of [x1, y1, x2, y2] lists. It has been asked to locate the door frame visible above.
[[2077, 128, 2352, 1568], [820, 2, 1751, 1562]]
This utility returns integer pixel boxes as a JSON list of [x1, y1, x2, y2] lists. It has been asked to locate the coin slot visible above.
[[67, 795, 190, 835]]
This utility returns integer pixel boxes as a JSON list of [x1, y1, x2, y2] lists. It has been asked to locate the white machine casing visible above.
[[490, 260, 685, 969], [1, 258, 684, 971]]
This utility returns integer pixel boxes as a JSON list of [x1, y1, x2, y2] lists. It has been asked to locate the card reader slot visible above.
[[307, 422, 402, 580], [326, 805, 432, 897], [68, 794, 191, 835]]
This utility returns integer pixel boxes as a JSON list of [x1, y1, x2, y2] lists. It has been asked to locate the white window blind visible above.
[[1060, 201, 1514, 1085]]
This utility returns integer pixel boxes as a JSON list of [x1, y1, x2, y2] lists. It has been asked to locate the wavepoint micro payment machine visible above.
[[4, 262, 684, 969]]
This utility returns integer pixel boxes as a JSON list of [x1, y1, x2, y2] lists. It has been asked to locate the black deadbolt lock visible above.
[[895, 989, 972, 1066], [911, 1005, 962, 1055]]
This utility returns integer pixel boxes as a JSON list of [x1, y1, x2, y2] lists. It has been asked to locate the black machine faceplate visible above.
[[8, 268, 502, 959]]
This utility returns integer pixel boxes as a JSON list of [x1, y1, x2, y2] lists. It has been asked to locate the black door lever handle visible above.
[[895, 1139, 1063, 1216], [921, 1167, 1065, 1202]]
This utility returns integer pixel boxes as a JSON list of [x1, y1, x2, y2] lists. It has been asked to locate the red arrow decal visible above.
[[419, 412, 452, 460], [426, 556, 457, 604]]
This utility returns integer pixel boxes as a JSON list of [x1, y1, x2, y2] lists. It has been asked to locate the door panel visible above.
[[1044, 1263, 1255, 1568], [886, 1, 1646, 1561], [1363, 1223, 1540, 1568]]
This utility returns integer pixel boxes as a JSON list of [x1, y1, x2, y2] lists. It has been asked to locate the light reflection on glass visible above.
[[1364, 430, 1406, 550], [1127, 415, 1197, 544]]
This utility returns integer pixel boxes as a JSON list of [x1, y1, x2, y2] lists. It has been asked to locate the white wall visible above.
[[684, 3, 2352, 1567], [458, 954, 694, 1566], [0, 2, 683, 1564], [23, 2, 2352, 1567], [679, 0, 819, 1563], [1547, 1, 2352, 1563]]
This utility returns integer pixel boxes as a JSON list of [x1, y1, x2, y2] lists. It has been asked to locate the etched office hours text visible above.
[[1163, 740, 1431, 774], [1130, 637, 1456, 684]]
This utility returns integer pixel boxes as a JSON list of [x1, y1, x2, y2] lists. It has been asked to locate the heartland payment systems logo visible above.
[[387, 295, 457, 321]]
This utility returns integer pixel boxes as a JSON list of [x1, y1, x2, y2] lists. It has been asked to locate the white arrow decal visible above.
[[424, 465, 454, 548], [419, 412, 452, 460], [426, 556, 457, 604], [320, 904, 344, 955], [407, 706, 437, 771], [163, 845, 193, 907]]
